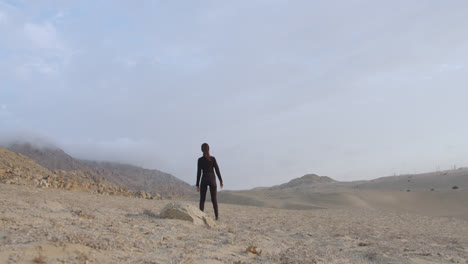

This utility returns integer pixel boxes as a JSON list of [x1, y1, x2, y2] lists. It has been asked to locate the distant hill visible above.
[[270, 174, 336, 190], [5, 142, 194, 196], [219, 170, 468, 219], [352, 168, 468, 191], [268, 169, 467, 191]]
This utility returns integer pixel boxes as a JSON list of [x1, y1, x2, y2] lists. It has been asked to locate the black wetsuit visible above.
[[196, 156, 223, 218]]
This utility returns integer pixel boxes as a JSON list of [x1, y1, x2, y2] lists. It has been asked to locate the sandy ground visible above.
[[1, 184, 467, 264], [217, 188, 468, 220]]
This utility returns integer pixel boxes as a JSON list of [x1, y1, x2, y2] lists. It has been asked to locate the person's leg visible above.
[[199, 182, 208, 212], [209, 183, 218, 219]]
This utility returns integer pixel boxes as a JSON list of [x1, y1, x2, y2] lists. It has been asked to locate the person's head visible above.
[[201, 143, 210, 159]]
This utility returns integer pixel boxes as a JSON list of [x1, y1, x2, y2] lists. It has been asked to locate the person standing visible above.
[[196, 143, 223, 220]]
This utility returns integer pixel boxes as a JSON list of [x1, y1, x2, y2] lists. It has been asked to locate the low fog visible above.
[[1, 1, 468, 189]]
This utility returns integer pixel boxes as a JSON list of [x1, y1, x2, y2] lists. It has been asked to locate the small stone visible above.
[[245, 245, 262, 256]]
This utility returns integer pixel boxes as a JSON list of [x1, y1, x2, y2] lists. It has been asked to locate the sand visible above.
[[217, 187, 468, 219], [1, 184, 467, 264]]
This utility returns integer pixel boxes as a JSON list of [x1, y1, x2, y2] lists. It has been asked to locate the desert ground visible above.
[[216, 188, 468, 220], [1, 184, 467, 264]]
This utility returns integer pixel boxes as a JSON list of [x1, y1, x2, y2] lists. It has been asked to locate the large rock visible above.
[[160, 202, 216, 227]]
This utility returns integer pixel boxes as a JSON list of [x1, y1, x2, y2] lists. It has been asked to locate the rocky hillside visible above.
[[82, 160, 194, 196], [5, 142, 194, 196], [0, 147, 158, 199], [271, 174, 336, 190]]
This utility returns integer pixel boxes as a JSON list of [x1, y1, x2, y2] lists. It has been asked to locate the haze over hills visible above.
[[8, 142, 90, 171], [4, 141, 194, 196]]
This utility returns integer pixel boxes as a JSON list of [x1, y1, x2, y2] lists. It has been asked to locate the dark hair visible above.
[[201, 143, 211, 161]]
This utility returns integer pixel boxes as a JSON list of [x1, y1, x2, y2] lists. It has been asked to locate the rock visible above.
[[39, 179, 49, 188], [246, 245, 262, 256], [160, 202, 216, 227], [136, 191, 154, 199], [136, 190, 147, 199]]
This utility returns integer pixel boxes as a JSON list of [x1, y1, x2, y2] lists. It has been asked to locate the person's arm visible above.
[[196, 158, 201, 191], [213, 157, 223, 188]]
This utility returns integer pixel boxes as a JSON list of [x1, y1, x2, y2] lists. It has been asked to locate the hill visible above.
[[217, 170, 468, 219], [81, 160, 193, 196], [0, 146, 143, 197], [5, 142, 194, 196], [352, 168, 468, 191], [267, 168, 468, 192], [270, 174, 336, 190]]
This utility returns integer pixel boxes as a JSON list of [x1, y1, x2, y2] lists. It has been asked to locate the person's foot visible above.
[[216, 217, 219, 221]]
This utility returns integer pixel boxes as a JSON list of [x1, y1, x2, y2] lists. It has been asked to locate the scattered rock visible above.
[[159, 202, 216, 227], [417, 252, 432, 256], [245, 245, 262, 256], [136, 190, 147, 198]]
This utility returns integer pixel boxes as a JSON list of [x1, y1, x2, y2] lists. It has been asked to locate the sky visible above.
[[1, 0, 468, 190]]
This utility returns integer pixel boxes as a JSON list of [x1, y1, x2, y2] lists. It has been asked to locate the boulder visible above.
[[160, 202, 216, 227]]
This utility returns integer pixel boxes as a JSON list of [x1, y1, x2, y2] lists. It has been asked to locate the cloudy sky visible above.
[[1, 0, 468, 189]]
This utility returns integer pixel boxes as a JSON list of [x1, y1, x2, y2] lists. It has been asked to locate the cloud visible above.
[[61, 137, 170, 172], [23, 22, 63, 50], [1, 1, 468, 189], [0, 131, 58, 150], [0, 11, 6, 24]]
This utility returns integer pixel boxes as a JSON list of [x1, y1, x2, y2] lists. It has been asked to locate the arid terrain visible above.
[[0, 183, 467, 264], [0, 145, 467, 263]]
